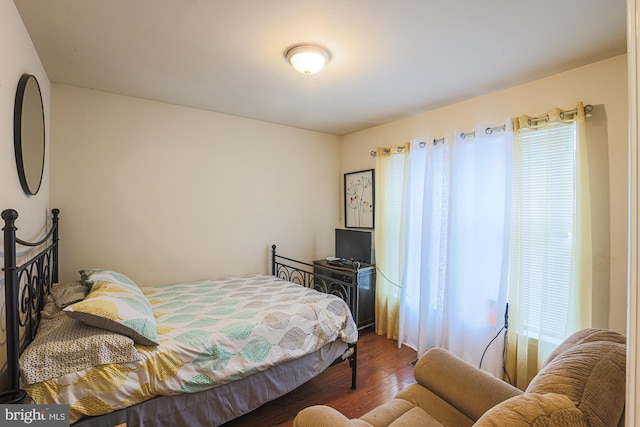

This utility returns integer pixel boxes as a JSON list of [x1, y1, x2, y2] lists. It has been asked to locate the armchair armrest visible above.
[[293, 406, 372, 427], [474, 393, 588, 426], [414, 347, 522, 421]]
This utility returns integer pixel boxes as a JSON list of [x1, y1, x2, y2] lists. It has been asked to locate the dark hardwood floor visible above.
[[221, 328, 418, 427]]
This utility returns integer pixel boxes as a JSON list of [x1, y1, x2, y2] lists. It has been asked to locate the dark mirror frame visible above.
[[14, 74, 45, 196]]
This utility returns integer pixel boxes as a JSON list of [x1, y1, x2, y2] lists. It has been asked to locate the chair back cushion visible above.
[[541, 328, 626, 368], [526, 339, 626, 427]]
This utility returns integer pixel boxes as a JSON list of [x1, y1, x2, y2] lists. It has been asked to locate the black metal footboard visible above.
[[271, 245, 358, 390]]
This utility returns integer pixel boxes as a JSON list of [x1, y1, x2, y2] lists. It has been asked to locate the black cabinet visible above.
[[313, 260, 376, 330]]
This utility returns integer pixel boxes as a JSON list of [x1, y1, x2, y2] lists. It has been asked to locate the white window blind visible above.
[[385, 153, 407, 268], [509, 122, 576, 343]]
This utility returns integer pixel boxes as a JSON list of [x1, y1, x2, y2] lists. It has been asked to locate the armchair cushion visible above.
[[390, 384, 474, 426]]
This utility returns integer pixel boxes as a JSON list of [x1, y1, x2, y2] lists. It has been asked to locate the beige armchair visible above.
[[293, 328, 626, 427]]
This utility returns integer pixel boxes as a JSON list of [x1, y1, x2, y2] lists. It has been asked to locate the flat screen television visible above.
[[335, 228, 373, 265]]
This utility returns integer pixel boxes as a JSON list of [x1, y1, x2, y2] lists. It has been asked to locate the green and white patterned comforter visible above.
[[24, 274, 358, 423]]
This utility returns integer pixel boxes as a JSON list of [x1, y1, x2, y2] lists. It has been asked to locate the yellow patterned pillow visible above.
[[64, 271, 159, 345]]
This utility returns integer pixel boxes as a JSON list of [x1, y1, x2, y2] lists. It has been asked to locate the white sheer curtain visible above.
[[446, 125, 513, 377], [398, 123, 513, 377], [398, 138, 449, 355]]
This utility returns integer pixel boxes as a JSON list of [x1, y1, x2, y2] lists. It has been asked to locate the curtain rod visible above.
[[460, 124, 507, 139], [486, 124, 506, 134], [528, 104, 593, 125], [460, 131, 475, 139], [370, 104, 592, 157], [370, 146, 406, 157], [370, 139, 439, 157]]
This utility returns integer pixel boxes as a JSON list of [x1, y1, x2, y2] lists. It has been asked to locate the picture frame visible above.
[[344, 169, 375, 229]]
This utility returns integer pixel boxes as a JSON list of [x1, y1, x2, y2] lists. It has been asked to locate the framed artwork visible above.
[[344, 169, 375, 229]]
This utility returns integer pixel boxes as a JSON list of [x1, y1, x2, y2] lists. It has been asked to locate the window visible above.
[[376, 104, 590, 385]]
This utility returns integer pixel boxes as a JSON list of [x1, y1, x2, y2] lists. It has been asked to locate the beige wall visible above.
[[0, 1, 50, 238], [0, 0, 50, 391], [340, 54, 628, 335], [50, 85, 341, 287]]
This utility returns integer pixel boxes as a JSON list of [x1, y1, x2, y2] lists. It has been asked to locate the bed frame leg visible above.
[[350, 343, 357, 390]]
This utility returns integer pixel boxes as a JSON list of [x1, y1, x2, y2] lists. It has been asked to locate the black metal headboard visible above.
[[2, 208, 59, 393]]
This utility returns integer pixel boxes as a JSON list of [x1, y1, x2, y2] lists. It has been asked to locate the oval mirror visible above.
[[14, 74, 45, 196]]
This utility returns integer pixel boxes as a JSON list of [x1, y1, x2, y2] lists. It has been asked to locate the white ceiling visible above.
[[14, 0, 627, 136]]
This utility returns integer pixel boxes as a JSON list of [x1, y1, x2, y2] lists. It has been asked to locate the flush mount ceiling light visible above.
[[285, 44, 331, 75]]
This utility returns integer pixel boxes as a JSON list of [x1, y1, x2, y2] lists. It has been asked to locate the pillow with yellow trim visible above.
[[79, 268, 138, 289], [64, 272, 159, 345]]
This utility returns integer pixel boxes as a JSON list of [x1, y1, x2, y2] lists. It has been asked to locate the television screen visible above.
[[335, 229, 372, 265]]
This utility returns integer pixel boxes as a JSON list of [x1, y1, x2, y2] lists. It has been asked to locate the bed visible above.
[[1, 208, 359, 426]]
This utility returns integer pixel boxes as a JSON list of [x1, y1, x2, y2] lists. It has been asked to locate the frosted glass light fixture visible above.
[[285, 44, 331, 75]]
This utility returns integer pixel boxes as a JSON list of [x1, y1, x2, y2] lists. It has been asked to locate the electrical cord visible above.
[[479, 303, 512, 384], [502, 329, 512, 384], [375, 266, 402, 288], [479, 326, 505, 370]]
